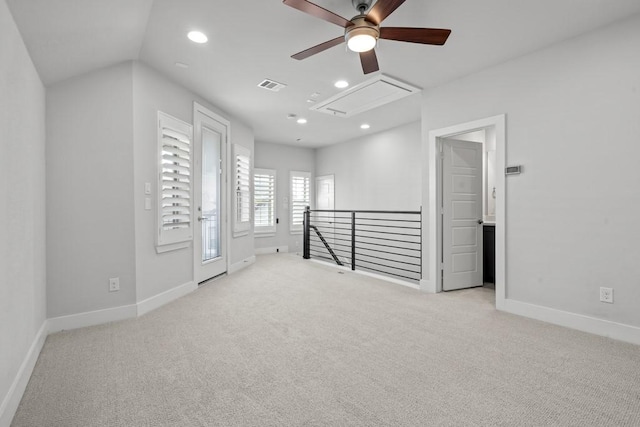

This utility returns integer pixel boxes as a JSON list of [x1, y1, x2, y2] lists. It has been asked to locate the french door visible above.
[[193, 103, 229, 283]]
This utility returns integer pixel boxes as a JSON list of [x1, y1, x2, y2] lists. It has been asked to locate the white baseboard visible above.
[[137, 281, 197, 317], [255, 246, 289, 255], [354, 269, 420, 290], [309, 259, 420, 290], [228, 255, 256, 275], [0, 321, 48, 427], [419, 279, 436, 293], [502, 298, 640, 346], [48, 304, 137, 334]]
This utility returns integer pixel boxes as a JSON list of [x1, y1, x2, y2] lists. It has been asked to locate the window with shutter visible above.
[[254, 169, 276, 235], [233, 144, 251, 236], [157, 112, 193, 250], [290, 171, 311, 234]]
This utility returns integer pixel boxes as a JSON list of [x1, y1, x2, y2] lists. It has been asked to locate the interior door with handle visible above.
[[442, 138, 483, 291]]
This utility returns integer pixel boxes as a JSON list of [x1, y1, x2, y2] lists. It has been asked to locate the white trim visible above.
[[502, 298, 640, 346], [155, 241, 190, 254], [255, 246, 289, 255], [137, 281, 197, 317], [48, 304, 137, 334], [427, 115, 506, 303], [309, 259, 420, 290], [419, 279, 436, 293], [228, 255, 256, 274], [0, 321, 48, 427]]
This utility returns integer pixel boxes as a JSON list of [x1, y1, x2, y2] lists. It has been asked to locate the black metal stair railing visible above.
[[303, 206, 422, 282]]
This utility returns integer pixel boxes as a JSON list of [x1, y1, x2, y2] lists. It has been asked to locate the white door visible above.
[[193, 105, 228, 283], [442, 139, 483, 291]]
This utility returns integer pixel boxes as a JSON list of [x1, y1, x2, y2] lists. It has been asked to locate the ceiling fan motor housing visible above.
[[352, 0, 373, 14]]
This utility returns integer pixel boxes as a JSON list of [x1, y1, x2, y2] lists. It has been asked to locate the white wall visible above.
[[315, 121, 422, 211], [422, 14, 640, 328], [46, 60, 256, 314], [46, 62, 137, 317], [0, 0, 46, 423], [254, 141, 315, 253], [132, 62, 255, 301]]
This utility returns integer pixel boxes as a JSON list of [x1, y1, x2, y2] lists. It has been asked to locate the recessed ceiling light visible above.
[[175, 62, 189, 69], [187, 31, 208, 44], [360, 123, 370, 129], [297, 118, 308, 124], [334, 80, 349, 89]]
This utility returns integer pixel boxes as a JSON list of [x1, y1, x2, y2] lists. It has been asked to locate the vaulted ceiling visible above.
[[7, 0, 640, 147]]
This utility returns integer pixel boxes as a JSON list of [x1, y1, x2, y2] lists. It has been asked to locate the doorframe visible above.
[[425, 115, 506, 309], [193, 102, 231, 282]]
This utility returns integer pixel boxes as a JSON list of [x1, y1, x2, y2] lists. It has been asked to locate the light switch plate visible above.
[[144, 182, 151, 195], [145, 197, 151, 210]]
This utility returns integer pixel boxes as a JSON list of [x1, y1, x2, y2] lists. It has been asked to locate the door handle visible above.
[[198, 217, 205, 222], [477, 219, 484, 225]]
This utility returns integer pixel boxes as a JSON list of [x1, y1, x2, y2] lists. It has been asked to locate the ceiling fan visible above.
[[283, 0, 451, 74]]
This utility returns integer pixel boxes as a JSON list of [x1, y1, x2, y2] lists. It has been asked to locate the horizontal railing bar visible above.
[[356, 247, 422, 260], [355, 242, 421, 253], [356, 259, 421, 275], [310, 209, 421, 215], [356, 264, 419, 281], [356, 236, 421, 246], [355, 229, 421, 238], [355, 252, 422, 267], [355, 223, 422, 231], [355, 217, 421, 224]]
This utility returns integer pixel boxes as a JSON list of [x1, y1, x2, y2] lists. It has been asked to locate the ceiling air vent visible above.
[[311, 74, 420, 117], [258, 78, 287, 92]]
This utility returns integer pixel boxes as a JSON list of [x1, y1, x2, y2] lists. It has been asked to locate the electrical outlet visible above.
[[599, 287, 613, 303], [109, 277, 120, 292]]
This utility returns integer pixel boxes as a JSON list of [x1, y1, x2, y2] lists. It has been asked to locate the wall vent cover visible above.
[[311, 74, 420, 117], [258, 79, 287, 92]]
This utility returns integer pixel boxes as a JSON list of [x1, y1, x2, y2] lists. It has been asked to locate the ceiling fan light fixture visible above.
[[346, 28, 377, 52]]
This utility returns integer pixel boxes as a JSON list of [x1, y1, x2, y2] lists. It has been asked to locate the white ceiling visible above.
[[7, 0, 640, 147]]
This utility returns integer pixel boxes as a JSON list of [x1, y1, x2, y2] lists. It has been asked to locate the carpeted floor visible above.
[[12, 254, 640, 426]]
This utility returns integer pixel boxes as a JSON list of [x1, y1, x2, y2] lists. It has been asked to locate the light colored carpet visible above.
[[12, 254, 640, 426]]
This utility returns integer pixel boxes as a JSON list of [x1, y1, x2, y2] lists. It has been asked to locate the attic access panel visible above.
[[311, 74, 421, 118]]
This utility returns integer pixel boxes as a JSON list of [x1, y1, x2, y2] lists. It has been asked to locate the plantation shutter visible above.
[[254, 169, 276, 234], [157, 112, 193, 248], [290, 171, 310, 233], [233, 144, 251, 236]]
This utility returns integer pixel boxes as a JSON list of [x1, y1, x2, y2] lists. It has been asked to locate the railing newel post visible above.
[[303, 206, 310, 259], [351, 211, 356, 271]]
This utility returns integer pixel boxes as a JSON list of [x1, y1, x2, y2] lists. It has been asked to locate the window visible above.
[[254, 169, 276, 235], [233, 144, 251, 236], [157, 112, 193, 250], [290, 171, 311, 234]]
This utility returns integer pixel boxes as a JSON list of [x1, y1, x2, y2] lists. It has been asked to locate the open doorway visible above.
[[426, 115, 506, 307]]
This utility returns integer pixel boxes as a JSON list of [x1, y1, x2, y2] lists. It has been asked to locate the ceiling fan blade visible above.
[[366, 0, 406, 25], [291, 36, 345, 60], [283, 0, 354, 28], [379, 27, 451, 45], [359, 49, 379, 74]]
